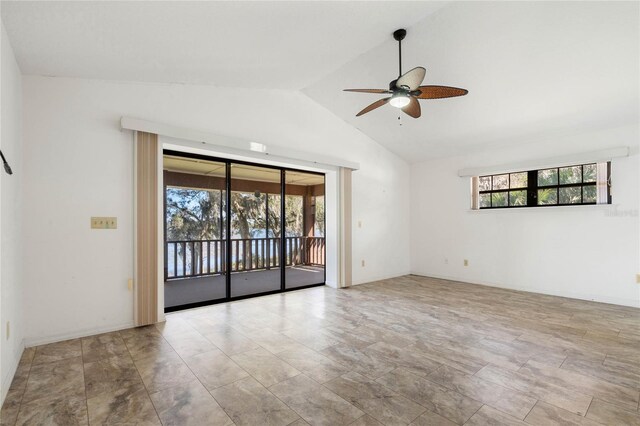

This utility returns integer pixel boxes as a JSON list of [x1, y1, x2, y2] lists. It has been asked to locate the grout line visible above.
[[464, 403, 485, 424], [7, 349, 35, 426], [521, 399, 540, 422], [119, 328, 165, 425], [80, 340, 91, 425], [584, 396, 595, 418]]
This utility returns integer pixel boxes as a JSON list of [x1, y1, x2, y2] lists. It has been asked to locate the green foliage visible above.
[[538, 169, 558, 186], [559, 166, 581, 185], [491, 192, 508, 207], [166, 188, 222, 241], [538, 188, 558, 205], [167, 188, 322, 241], [315, 196, 325, 237], [509, 190, 526, 206]]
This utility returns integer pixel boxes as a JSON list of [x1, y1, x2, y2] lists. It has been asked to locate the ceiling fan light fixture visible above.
[[389, 93, 410, 108], [343, 28, 467, 119]]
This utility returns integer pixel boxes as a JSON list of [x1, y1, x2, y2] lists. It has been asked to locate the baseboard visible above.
[[409, 271, 640, 308], [351, 271, 411, 286], [24, 321, 135, 348], [1, 339, 25, 405]]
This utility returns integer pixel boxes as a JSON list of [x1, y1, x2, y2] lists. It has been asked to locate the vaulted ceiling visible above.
[[2, 1, 638, 162]]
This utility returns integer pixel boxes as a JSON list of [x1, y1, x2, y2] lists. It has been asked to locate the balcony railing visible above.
[[165, 236, 325, 280]]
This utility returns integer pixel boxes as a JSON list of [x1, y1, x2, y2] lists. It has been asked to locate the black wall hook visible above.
[[0, 150, 13, 175]]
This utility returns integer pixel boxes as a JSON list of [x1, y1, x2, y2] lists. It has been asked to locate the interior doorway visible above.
[[162, 150, 325, 312]]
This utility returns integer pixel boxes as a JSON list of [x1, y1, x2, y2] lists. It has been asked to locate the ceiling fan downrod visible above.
[[393, 29, 407, 77]]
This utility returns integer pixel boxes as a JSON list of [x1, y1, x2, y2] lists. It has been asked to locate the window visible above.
[[472, 162, 610, 209]]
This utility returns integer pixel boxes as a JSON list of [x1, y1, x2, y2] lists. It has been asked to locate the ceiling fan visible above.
[[344, 29, 468, 119]]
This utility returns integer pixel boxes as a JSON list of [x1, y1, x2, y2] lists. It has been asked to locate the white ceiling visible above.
[[0, 1, 444, 90], [2, 1, 638, 162], [304, 1, 640, 161]]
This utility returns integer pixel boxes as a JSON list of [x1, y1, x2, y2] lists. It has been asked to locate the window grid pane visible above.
[[475, 162, 609, 209]]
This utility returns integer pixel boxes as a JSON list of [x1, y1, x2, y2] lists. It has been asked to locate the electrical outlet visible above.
[[464, 259, 469, 267], [444, 258, 449, 265], [361, 260, 365, 267], [91, 217, 117, 229], [6, 321, 10, 340], [358, 220, 362, 228], [128, 279, 133, 291]]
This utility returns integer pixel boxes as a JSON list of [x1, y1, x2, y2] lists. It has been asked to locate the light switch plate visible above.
[[91, 217, 117, 229]]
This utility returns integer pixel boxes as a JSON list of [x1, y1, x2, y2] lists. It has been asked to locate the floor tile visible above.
[[184, 348, 250, 390], [283, 327, 340, 351], [375, 367, 481, 425], [86, 383, 161, 425], [475, 364, 592, 416], [321, 344, 396, 380], [149, 379, 233, 426], [83, 355, 143, 399], [524, 401, 603, 426], [349, 414, 384, 425], [464, 405, 525, 426], [134, 350, 197, 393], [242, 328, 306, 354], [585, 399, 640, 426], [22, 356, 85, 404], [121, 328, 177, 361], [231, 347, 300, 387], [409, 410, 457, 426], [276, 345, 349, 383], [269, 374, 364, 425], [363, 341, 443, 378], [163, 332, 218, 358], [426, 364, 536, 419], [210, 376, 300, 426], [9, 276, 640, 426], [325, 371, 426, 425], [15, 393, 88, 426], [0, 387, 24, 426], [521, 360, 639, 411], [202, 326, 261, 356], [32, 339, 82, 365], [81, 331, 129, 363]]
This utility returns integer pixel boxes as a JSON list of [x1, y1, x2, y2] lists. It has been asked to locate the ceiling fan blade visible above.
[[396, 67, 426, 90], [416, 85, 468, 99], [356, 97, 391, 117], [402, 97, 421, 118], [343, 89, 391, 94]]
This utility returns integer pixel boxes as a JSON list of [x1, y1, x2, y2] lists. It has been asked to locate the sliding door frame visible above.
[[163, 149, 326, 312]]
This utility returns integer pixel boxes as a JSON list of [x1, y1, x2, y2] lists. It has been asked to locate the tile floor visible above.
[[1, 275, 639, 425]]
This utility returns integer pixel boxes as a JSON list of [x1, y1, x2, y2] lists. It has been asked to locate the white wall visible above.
[[410, 124, 640, 308], [0, 22, 24, 402], [22, 76, 411, 345]]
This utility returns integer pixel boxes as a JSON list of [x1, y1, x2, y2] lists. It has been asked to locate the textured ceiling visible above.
[[1, 1, 444, 90], [303, 1, 640, 161], [2, 1, 638, 162]]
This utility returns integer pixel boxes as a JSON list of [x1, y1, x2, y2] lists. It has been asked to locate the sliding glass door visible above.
[[284, 170, 326, 289], [163, 155, 227, 309], [230, 164, 282, 297], [163, 151, 325, 312]]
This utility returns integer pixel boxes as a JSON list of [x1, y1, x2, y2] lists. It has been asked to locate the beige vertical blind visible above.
[[596, 162, 609, 204], [135, 131, 159, 326], [339, 168, 352, 288]]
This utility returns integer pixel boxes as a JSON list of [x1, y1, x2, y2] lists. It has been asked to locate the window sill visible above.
[[468, 204, 621, 213]]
